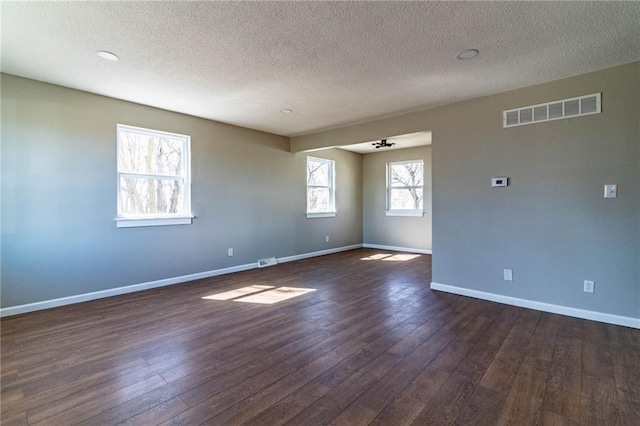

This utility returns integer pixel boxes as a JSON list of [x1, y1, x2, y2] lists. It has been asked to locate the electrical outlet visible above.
[[503, 269, 513, 281], [604, 184, 617, 198], [584, 280, 594, 293], [228, 248, 233, 257], [325, 236, 329, 243]]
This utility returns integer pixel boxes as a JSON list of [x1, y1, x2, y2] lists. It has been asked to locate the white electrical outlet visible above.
[[228, 248, 233, 257], [503, 269, 513, 281], [604, 184, 617, 198], [584, 280, 595, 293], [325, 236, 329, 243]]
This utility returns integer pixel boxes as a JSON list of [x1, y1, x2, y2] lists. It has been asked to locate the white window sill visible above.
[[386, 210, 424, 217], [116, 216, 193, 228], [306, 212, 337, 219]]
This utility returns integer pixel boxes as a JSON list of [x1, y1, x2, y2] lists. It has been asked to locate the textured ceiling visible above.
[[2, 2, 639, 137]]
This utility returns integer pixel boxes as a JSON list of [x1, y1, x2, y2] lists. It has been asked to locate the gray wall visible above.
[[1, 74, 362, 308], [293, 62, 640, 320], [362, 146, 432, 250]]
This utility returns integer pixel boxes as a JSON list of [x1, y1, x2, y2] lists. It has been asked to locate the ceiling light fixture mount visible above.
[[456, 49, 479, 60], [372, 139, 395, 149], [96, 50, 119, 62], [280, 109, 293, 114]]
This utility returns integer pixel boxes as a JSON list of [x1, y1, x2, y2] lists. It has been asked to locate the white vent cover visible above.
[[258, 257, 278, 268], [503, 93, 601, 128]]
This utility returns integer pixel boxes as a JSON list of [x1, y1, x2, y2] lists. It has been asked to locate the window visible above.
[[306, 156, 335, 218], [116, 124, 192, 227], [387, 160, 424, 216]]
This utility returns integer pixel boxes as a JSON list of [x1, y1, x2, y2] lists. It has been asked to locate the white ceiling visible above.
[[2, 2, 639, 137], [339, 131, 432, 154]]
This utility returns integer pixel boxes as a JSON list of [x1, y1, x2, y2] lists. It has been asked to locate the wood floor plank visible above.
[[410, 370, 479, 425], [607, 323, 640, 407], [580, 373, 621, 424], [368, 365, 449, 425], [455, 384, 507, 425], [201, 338, 369, 425], [117, 396, 189, 426], [541, 363, 581, 423], [496, 355, 551, 425], [479, 308, 541, 393], [30, 375, 167, 425], [1, 249, 637, 425], [284, 352, 402, 426], [331, 298, 493, 424], [526, 312, 561, 362], [0, 411, 28, 426], [540, 409, 581, 426]]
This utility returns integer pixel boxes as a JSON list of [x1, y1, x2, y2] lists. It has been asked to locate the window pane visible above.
[[307, 187, 331, 213], [307, 160, 329, 186], [390, 162, 423, 187], [120, 177, 184, 215], [118, 130, 183, 175], [390, 188, 423, 210]]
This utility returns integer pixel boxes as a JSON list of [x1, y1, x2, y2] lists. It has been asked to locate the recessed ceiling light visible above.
[[456, 49, 479, 60], [96, 50, 119, 62], [280, 109, 293, 114]]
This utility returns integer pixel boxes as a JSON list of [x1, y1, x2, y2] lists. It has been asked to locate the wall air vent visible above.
[[503, 93, 601, 128], [258, 257, 278, 268]]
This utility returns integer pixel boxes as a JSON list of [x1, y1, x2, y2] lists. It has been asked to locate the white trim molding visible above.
[[0, 244, 363, 317], [116, 216, 193, 228], [385, 210, 424, 217], [0, 263, 256, 318], [306, 212, 337, 219], [363, 243, 432, 255], [277, 244, 362, 263], [430, 282, 640, 329]]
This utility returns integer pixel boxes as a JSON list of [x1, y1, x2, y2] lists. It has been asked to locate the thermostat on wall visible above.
[[491, 177, 509, 187]]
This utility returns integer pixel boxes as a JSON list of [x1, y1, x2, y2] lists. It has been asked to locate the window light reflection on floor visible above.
[[360, 253, 421, 261], [202, 285, 274, 300], [202, 286, 316, 304], [235, 287, 316, 304]]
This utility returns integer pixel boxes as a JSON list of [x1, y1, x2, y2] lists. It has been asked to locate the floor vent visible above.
[[258, 257, 278, 268], [503, 93, 601, 128]]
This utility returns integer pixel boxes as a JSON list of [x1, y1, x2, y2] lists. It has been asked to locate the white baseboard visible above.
[[430, 282, 640, 329], [0, 244, 364, 318], [362, 243, 432, 255], [277, 244, 363, 263], [0, 262, 258, 318]]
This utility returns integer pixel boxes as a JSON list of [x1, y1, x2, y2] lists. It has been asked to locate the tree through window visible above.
[[387, 160, 424, 214], [306, 157, 335, 218], [116, 124, 192, 227]]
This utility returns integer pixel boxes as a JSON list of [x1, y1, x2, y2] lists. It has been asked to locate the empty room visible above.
[[1, 1, 639, 425]]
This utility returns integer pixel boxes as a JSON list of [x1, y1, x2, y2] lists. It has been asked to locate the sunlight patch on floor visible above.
[[234, 287, 317, 304], [360, 253, 421, 262], [202, 285, 275, 300], [383, 254, 421, 261]]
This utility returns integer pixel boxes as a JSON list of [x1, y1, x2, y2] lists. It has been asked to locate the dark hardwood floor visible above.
[[1, 249, 639, 425]]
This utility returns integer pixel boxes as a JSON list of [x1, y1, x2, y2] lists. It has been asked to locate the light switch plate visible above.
[[604, 184, 617, 198], [503, 269, 513, 281]]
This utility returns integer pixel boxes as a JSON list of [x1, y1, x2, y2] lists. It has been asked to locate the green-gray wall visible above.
[[362, 145, 432, 251], [1, 74, 363, 308], [3, 62, 639, 322], [293, 62, 640, 321]]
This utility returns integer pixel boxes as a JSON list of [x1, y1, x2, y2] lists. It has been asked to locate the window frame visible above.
[[386, 159, 424, 217], [306, 156, 336, 218], [115, 124, 193, 228]]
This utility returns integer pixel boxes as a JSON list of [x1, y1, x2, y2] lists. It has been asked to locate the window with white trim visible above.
[[306, 156, 335, 218], [387, 160, 424, 216], [116, 124, 192, 228]]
